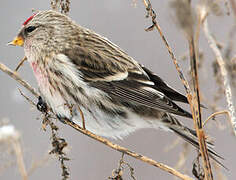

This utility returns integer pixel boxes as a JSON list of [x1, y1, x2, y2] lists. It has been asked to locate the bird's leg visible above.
[[37, 96, 48, 113]]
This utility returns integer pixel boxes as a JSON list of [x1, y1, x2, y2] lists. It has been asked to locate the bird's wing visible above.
[[63, 31, 192, 118], [140, 65, 189, 104], [89, 78, 192, 118]]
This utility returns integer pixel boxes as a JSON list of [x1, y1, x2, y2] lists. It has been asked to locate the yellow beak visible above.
[[7, 36, 24, 46]]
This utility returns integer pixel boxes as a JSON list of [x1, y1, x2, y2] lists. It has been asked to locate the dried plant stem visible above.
[[15, 56, 27, 72], [189, 36, 213, 179], [77, 106, 86, 129], [18, 89, 37, 107], [143, 0, 192, 97], [10, 139, 28, 180], [204, 110, 229, 127], [143, 0, 213, 178], [188, 2, 214, 177], [0, 63, 39, 97], [203, 19, 236, 135], [0, 63, 193, 180]]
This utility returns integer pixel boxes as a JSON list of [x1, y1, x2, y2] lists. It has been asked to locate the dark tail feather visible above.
[[170, 126, 228, 170]]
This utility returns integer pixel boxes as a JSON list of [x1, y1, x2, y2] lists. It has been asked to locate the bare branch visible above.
[[144, 0, 214, 178], [204, 110, 230, 127], [188, 2, 213, 178], [143, 0, 192, 98], [0, 63, 39, 97], [203, 18, 236, 135], [15, 56, 27, 72]]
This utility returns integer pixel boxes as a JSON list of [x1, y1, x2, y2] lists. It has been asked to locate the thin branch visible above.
[[109, 153, 136, 180], [143, 0, 192, 98], [77, 106, 86, 129], [0, 63, 39, 97], [18, 88, 37, 107], [189, 3, 213, 178], [143, 1, 214, 178], [15, 56, 27, 72], [204, 110, 230, 127], [203, 18, 236, 135], [0, 63, 193, 180]]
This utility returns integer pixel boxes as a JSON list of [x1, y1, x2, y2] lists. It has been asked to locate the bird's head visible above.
[[8, 10, 78, 59]]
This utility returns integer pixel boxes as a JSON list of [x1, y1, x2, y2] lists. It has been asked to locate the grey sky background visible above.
[[0, 0, 235, 179]]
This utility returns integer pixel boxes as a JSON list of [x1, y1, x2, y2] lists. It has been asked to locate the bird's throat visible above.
[[31, 61, 49, 88]]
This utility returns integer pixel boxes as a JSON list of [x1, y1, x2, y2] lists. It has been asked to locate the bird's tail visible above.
[[162, 114, 226, 169]]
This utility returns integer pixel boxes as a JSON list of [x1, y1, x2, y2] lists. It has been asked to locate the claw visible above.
[[37, 96, 48, 112]]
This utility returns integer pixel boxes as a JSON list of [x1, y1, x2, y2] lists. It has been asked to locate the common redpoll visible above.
[[9, 10, 221, 162]]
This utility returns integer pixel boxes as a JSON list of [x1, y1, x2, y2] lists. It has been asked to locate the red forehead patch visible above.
[[23, 14, 36, 26]]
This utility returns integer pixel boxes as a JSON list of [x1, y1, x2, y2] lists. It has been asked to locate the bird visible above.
[[9, 10, 222, 163]]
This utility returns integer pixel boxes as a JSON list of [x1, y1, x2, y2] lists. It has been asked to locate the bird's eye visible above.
[[25, 26, 37, 33]]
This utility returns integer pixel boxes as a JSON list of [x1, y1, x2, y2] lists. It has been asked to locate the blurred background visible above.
[[0, 0, 235, 179]]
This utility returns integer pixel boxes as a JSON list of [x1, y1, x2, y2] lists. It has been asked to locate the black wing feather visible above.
[[141, 65, 189, 103]]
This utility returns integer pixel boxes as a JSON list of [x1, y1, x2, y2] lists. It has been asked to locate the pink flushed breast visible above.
[[31, 62, 49, 88]]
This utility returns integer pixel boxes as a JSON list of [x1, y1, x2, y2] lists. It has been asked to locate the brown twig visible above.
[[143, 0, 192, 97], [78, 106, 86, 129], [204, 110, 230, 127], [189, 4, 213, 178], [0, 62, 193, 180], [43, 111, 70, 180], [143, 0, 214, 178], [15, 56, 27, 72], [49, 121, 70, 180], [109, 153, 136, 180], [0, 63, 39, 97], [18, 88, 36, 107]]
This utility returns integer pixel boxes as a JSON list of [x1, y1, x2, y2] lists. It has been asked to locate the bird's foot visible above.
[[37, 96, 48, 113]]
